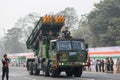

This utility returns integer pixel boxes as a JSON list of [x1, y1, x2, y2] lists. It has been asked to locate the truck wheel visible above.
[[66, 71, 73, 76], [45, 66, 50, 77], [35, 69, 40, 75], [33, 65, 40, 75], [33, 63, 40, 75], [27, 66, 29, 71], [29, 62, 33, 75], [51, 69, 59, 77], [74, 67, 82, 77], [26, 61, 29, 71]]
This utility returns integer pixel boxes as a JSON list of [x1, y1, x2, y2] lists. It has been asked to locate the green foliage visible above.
[[4, 12, 40, 53], [73, 0, 120, 47], [72, 15, 93, 47], [58, 7, 78, 30], [88, 0, 120, 47], [4, 27, 26, 53]]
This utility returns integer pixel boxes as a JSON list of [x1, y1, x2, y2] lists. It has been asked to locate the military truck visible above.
[[26, 15, 88, 77]]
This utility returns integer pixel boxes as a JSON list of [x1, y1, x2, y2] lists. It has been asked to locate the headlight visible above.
[[83, 63, 85, 65], [59, 62, 64, 65], [61, 63, 64, 65], [59, 63, 61, 65]]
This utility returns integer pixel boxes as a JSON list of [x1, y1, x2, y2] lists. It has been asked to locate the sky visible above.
[[0, 0, 100, 37]]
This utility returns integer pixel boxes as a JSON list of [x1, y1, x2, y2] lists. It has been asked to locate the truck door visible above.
[[49, 41, 57, 60]]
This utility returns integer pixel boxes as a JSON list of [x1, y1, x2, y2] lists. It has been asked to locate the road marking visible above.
[[75, 77, 95, 80], [10, 73, 26, 77], [81, 78, 95, 80], [83, 78, 95, 80], [24, 77, 36, 80]]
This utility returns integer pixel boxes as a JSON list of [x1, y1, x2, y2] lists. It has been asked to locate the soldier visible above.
[[98, 59, 101, 72], [48, 30, 53, 39], [109, 57, 114, 72], [62, 27, 71, 39], [2, 54, 9, 80], [100, 59, 104, 72], [104, 57, 109, 73], [107, 58, 110, 72], [95, 59, 98, 72]]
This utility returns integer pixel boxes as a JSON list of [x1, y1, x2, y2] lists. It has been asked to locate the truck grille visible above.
[[69, 52, 78, 62]]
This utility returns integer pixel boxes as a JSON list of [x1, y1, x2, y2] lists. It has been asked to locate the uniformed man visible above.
[[109, 57, 114, 72], [62, 27, 71, 39], [2, 54, 9, 80], [104, 57, 109, 73]]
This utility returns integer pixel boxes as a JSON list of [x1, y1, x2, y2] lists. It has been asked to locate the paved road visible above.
[[0, 66, 120, 80]]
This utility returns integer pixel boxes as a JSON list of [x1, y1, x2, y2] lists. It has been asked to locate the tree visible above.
[[86, 0, 120, 47], [58, 7, 78, 31], [9, 12, 40, 53], [15, 12, 40, 38], [4, 27, 25, 53], [73, 14, 93, 47]]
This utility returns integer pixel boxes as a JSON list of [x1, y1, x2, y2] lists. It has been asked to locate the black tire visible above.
[[33, 64, 40, 75], [26, 61, 29, 71], [45, 66, 50, 77], [66, 71, 73, 76], [51, 69, 59, 77], [74, 67, 83, 77], [34, 67, 40, 75], [27, 66, 29, 71], [29, 62, 33, 75], [35, 69, 40, 75]]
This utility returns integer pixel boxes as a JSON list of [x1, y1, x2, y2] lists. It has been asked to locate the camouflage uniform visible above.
[[61, 27, 71, 39]]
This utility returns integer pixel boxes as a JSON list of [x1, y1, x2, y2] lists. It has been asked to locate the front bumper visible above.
[[58, 62, 88, 67]]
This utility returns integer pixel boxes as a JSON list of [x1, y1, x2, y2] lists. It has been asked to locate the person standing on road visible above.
[[88, 56, 91, 71], [98, 59, 101, 72], [92, 58, 96, 71], [104, 57, 109, 72], [1, 54, 9, 80], [116, 58, 120, 73], [107, 57, 110, 72], [109, 57, 114, 72], [100, 59, 104, 72], [95, 59, 99, 72]]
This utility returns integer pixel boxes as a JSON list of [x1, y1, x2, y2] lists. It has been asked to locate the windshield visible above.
[[58, 41, 71, 50], [72, 41, 84, 50]]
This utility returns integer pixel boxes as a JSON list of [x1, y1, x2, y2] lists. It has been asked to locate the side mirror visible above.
[[85, 44, 88, 49]]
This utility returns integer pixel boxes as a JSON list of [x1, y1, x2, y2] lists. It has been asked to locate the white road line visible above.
[[82, 78, 95, 80], [24, 77, 36, 80], [75, 77, 95, 80], [9, 73, 26, 77]]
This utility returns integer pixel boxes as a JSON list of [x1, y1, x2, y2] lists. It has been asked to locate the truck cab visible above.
[[44, 39, 88, 77]]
